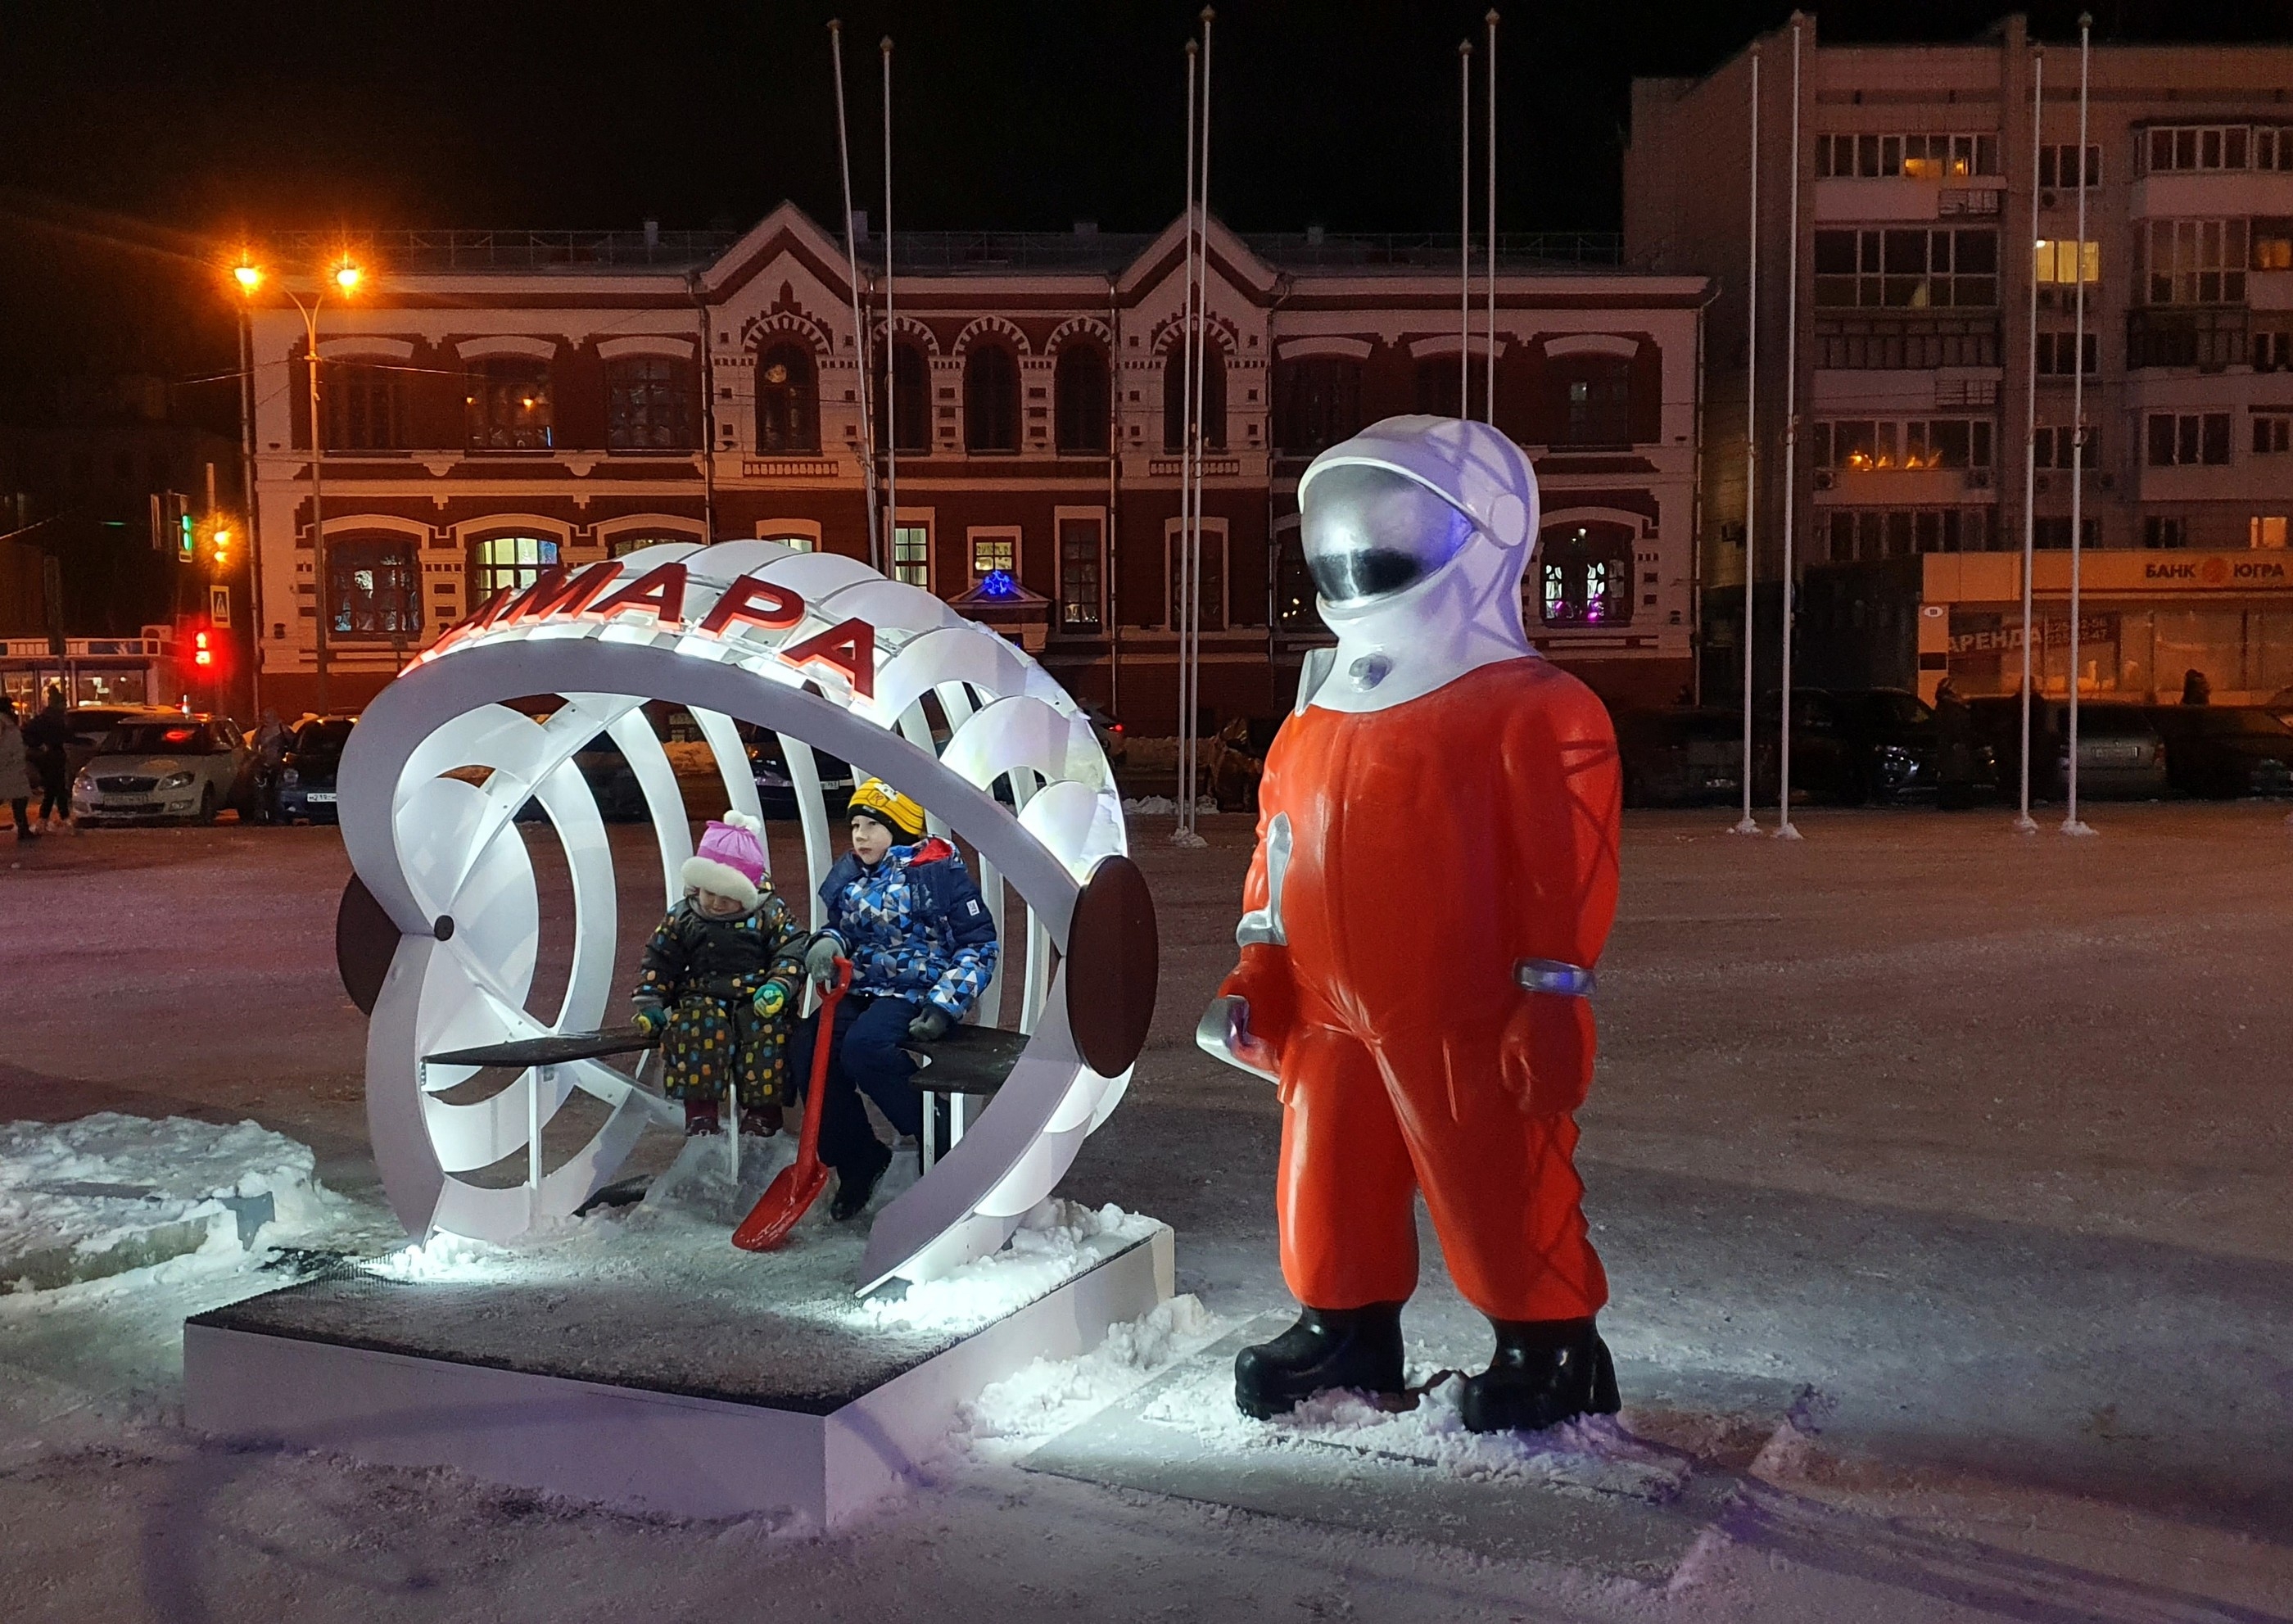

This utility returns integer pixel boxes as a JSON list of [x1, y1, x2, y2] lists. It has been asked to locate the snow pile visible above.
[[1119, 795, 1220, 817], [857, 1200, 1162, 1332], [960, 1294, 1218, 1457], [0, 1113, 335, 1292]]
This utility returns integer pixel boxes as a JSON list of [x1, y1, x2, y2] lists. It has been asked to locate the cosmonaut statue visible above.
[[1197, 415, 1624, 1433]]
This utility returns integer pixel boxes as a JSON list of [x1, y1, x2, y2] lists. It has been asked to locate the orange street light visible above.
[[233, 261, 264, 293], [333, 260, 364, 293]]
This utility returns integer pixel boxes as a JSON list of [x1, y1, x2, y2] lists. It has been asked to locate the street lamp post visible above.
[[234, 255, 362, 715]]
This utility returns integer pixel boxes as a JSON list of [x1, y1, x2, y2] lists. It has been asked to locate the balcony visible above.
[[2126, 307, 2249, 372], [1815, 315, 2001, 371]]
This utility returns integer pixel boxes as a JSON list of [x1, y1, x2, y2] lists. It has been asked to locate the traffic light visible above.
[[150, 491, 194, 560], [208, 522, 233, 569], [192, 629, 215, 669]]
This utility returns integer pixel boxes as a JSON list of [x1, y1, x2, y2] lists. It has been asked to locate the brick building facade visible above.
[[245, 206, 1704, 723]]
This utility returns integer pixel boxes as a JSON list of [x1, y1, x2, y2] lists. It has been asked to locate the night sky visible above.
[[0, 0, 2282, 423]]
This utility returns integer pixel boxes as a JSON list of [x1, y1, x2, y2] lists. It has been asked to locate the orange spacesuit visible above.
[[1200, 414, 1623, 1430], [1221, 656, 1620, 1322]]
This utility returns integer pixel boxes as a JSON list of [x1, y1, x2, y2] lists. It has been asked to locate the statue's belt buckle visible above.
[[1515, 957, 1596, 998]]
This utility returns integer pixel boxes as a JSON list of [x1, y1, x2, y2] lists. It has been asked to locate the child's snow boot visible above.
[[740, 1102, 783, 1138], [1455, 1318, 1619, 1434], [682, 1098, 721, 1136], [828, 1142, 892, 1221], [1233, 1302, 1406, 1420]]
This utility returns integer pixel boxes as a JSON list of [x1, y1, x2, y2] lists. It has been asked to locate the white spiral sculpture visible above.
[[336, 539, 1136, 1289]]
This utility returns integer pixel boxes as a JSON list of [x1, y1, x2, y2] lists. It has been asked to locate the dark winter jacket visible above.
[[632, 891, 807, 1018], [816, 837, 999, 1019], [20, 705, 70, 773]]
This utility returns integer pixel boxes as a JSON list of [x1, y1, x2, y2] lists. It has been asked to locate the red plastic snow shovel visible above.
[[732, 956, 851, 1251]]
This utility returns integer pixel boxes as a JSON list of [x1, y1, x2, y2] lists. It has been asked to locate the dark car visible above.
[[2142, 705, 2293, 799], [1615, 708, 1757, 807], [742, 726, 857, 820], [275, 716, 357, 823], [1755, 688, 1968, 804], [571, 733, 649, 821], [1969, 699, 2170, 802]]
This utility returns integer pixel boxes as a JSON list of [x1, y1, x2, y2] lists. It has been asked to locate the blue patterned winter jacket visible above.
[[816, 838, 1000, 1019]]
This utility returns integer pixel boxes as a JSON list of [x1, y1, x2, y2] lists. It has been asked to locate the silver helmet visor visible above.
[[1301, 464, 1477, 608]]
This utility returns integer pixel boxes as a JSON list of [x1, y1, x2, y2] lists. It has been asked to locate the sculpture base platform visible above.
[[183, 1196, 1173, 1529]]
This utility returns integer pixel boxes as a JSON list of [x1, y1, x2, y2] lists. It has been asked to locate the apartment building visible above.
[[240, 206, 1705, 722], [1628, 14, 2293, 704]]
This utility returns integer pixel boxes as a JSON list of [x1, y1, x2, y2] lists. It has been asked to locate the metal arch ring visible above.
[[337, 550, 1131, 1288]]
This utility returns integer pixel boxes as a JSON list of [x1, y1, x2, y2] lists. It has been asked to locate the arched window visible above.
[[468, 533, 560, 600], [607, 531, 695, 559], [878, 342, 930, 453], [1271, 356, 1361, 455], [1054, 342, 1110, 454], [1162, 343, 1228, 452], [965, 343, 1020, 452], [1548, 354, 1634, 447], [328, 534, 422, 639], [754, 341, 820, 454], [1536, 522, 1635, 627], [465, 358, 553, 451], [607, 356, 698, 450]]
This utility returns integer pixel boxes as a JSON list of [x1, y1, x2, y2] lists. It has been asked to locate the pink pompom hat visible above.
[[682, 810, 768, 910]]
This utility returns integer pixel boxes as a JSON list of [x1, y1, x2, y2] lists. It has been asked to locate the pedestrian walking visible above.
[[0, 696, 38, 841], [1933, 676, 1976, 811], [2180, 667, 2212, 706], [21, 685, 73, 833]]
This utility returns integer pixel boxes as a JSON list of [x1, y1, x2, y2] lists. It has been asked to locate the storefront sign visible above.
[[1949, 614, 2116, 657], [2140, 556, 2290, 588]]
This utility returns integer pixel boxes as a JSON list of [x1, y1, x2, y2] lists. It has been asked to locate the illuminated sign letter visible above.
[[780, 617, 876, 699], [509, 562, 617, 622], [591, 563, 688, 628], [699, 574, 807, 638]]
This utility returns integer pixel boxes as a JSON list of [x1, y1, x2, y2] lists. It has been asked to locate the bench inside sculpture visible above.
[[181, 539, 1165, 1526]]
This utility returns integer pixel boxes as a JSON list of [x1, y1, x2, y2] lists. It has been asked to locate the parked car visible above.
[[275, 716, 358, 823], [1081, 704, 1128, 768], [741, 726, 857, 820], [1755, 688, 1971, 804], [71, 715, 251, 824], [57, 705, 180, 780], [1615, 708, 1757, 807], [2142, 705, 2293, 799], [1967, 699, 2171, 801], [571, 733, 649, 821]]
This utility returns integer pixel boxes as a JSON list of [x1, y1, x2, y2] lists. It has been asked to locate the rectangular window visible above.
[[1820, 508, 1992, 561], [1813, 228, 1997, 309], [2254, 414, 2293, 456], [2143, 219, 2250, 305], [1816, 132, 1998, 179], [2143, 515, 2187, 550], [2143, 124, 2293, 174], [1166, 526, 1228, 632], [2261, 331, 2293, 373], [968, 529, 1017, 582], [2035, 332, 2099, 374], [323, 363, 409, 451], [2254, 516, 2290, 550], [2033, 425, 2094, 470], [465, 359, 554, 451], [2147, 412, 2232, 467], [470, 534, 559, 599], [330, 537, 423, 638], [890, 522, 929, 588], [1056, 516, 1104, 630], [2034, 239, 2101, 285], [1813, 317, 1999, 370], [606, 356, 697, 450], [1812, 418, 1991, 471], [2037, 143, 2102, 189], [2039, 517, 2102, 550]]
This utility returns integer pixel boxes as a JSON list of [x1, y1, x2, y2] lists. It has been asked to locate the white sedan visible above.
[[72, 716, 251, 825]]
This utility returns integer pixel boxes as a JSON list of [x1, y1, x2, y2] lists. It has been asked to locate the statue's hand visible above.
[[1196, 994, 1282, 1082]]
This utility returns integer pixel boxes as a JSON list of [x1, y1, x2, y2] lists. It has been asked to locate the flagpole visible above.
[[1484, 9, 1499, 422], [2064, 12, 2095, 836], [1172, 37, 1202, 847], [2016, 46, 2043, 834], [1734, 43, 1762, 836], [1460, 38, 1473, 412], [829, 21, 880, 574], [880, 37, 898, 582], [1775, 16, 1803, 841], [1185, 7, 1216, 848]]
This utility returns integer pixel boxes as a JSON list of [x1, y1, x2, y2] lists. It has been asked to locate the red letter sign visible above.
[[591, 563, 687, 628], [780, 618, 876, 699], [507, 563, 617, 623], [699, 575, 806, 638]]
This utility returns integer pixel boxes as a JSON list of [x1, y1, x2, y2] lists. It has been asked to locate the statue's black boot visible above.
[[1233, 1302, 1407, 1420], [1456, 1318, 1621, 1434]]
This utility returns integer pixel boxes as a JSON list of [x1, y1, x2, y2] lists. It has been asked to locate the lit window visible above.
[[1057, 517, 1103, 629], [1535, 523, 1634, 627], [891, 522, 928, 587], [330, 536, 422, 638], [470, 534, 559, 598], [2033, 239, 2101, 285], [2252, 515, 2289, 550], [969, 532, 1017, 581], [464, 358, 554, 451]]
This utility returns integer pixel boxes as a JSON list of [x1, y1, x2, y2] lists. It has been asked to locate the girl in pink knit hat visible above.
[[630, 811, 808, 1138]]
